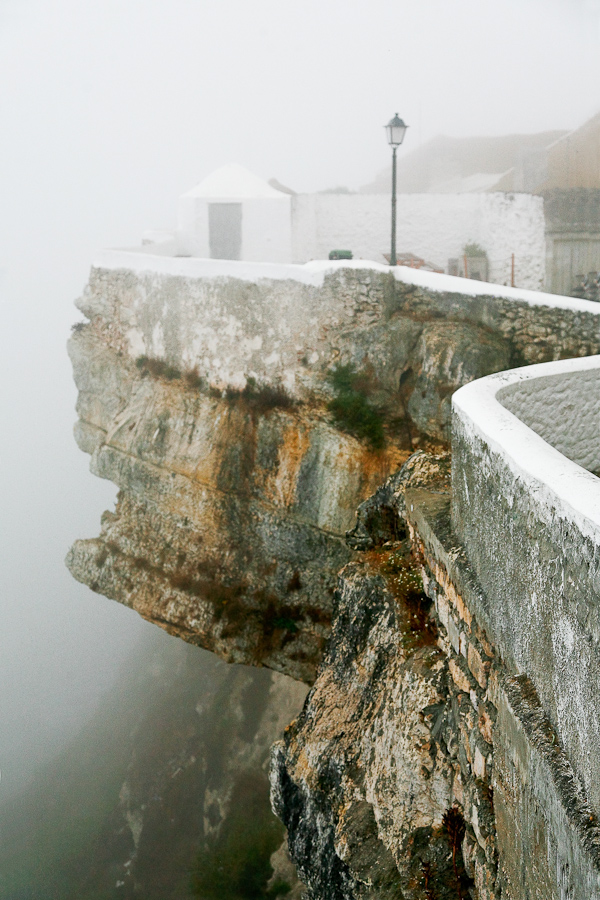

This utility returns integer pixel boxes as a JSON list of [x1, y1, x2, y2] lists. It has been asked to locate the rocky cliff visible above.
[[66, 260, 600, 684], [67, 259, 600, 899], [271, 455, 489, 900]]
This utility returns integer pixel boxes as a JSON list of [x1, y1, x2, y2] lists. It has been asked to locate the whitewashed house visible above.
[[140, 162, 546, 290], [175, 164, 292, 263]]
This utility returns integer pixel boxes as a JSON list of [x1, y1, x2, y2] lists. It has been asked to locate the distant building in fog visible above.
[[175, 164, 292, 263], [144, 165, 546, 290], [362, 111, 600, 295], [142, 113, 600, 295]]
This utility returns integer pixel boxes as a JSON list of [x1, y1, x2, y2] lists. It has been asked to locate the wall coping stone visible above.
[[452, 354, 600, 544], [91, 248, 600, 314]]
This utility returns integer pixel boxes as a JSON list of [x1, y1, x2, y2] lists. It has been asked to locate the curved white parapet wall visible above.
[[497, 362, 600, 475], [451, 355, 600, 813]]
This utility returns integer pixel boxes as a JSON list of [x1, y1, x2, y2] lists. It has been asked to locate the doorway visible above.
[[209, 203, 242, 260]]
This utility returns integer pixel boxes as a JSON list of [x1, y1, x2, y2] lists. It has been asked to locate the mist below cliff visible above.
[[0, 263, 155, 801], [0, 628, 306, 900]]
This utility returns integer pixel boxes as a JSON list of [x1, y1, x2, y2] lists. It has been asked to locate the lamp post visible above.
[[385, 113, 408, 266]]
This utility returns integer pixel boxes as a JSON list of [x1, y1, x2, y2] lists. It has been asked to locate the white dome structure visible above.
[[177, 164, 292, 263]]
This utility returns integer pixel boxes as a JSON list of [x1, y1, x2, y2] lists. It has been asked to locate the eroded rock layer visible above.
[[271, 455, 600, 900], [67, 266, 600, 681], [66, 325, 405, 682]]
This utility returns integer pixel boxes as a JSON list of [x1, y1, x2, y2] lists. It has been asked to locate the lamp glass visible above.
[[386, 114, 408, 147]]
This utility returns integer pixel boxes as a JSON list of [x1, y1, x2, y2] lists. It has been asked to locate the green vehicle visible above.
[[328, 249, 353, 260]]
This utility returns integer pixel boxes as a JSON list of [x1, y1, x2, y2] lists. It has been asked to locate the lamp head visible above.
[[385, 113, 408, 147]]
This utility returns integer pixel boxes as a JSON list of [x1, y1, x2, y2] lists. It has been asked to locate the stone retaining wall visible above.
[[442, 354, 600, 896], [452, 357, 600, 812], [78, 253, 600, 444], [408, 487, 600, 899]]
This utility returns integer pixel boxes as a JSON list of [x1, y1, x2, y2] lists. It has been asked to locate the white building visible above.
[[174, 163, 292, 263], [142, 163, 546, 290]]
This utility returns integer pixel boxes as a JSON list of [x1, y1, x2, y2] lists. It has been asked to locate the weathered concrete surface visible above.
[[498, 364, 600, 471], [452, 359, 600, 813]]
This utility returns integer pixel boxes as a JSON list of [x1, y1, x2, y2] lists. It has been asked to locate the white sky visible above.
[[2, 0, 600, 208], [0, 0, 599, 794]]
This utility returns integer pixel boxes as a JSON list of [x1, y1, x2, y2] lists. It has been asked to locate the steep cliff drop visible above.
[[271, 453, 479, 900], [66, 258, 600, 899], [65, 259, 593, 684]]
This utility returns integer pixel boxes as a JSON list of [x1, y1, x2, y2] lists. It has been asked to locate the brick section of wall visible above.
[[407, 491, 499, 899], [407, 487, 600, 900]]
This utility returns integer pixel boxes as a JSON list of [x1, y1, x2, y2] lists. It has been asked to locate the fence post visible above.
[[511, 253, 515, 288]]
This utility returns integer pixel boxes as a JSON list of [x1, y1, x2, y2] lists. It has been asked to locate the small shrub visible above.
[[243, 377, 295, 411], [462, 241, 487, 259], [327, 364, 385, 449], [373, 546, 437, 649], [224, 376, 295, 412], [184, 366, 205, 390], [136, 355, 181, 381]]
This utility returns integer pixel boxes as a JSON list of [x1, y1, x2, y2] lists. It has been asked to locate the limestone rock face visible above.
[[67, 265, 600, 683], [270, 560, 456, 900], [66, 325, 404, 683], [270, 455, 472, 900]]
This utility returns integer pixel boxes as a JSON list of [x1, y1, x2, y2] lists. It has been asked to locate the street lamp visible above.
[[385, 113, 408, 266]]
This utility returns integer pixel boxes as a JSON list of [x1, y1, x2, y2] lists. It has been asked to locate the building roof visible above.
[[182, 163, 288, 200], [360, 130, 567, 194]]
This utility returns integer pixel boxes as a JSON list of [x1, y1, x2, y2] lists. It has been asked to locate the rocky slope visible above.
[[270, 453, 473, 900]]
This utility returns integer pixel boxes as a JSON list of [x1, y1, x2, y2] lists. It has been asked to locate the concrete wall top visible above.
[[453, 356, 600, 541], [451, 355, 600, 812], [90, 248, 600, 315]]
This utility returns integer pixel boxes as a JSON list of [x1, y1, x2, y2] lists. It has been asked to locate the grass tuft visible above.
[[327, 364, 385, 449]]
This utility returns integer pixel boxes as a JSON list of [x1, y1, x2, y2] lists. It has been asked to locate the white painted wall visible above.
[[176, 194, 292, 263], [452, 355, 600, 817], [291, 192, 546, 290]]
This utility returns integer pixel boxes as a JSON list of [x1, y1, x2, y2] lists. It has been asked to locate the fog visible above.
[[0, 0, 599, 801]]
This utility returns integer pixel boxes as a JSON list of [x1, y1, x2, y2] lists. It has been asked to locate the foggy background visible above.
[[0, 0, 599, 801]]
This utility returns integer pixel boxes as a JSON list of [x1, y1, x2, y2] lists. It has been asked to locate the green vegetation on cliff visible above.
[[327, 364, 385, 449]]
